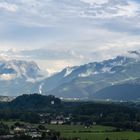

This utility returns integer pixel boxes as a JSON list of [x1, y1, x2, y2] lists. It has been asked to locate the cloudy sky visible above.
[[0, 0, 140, 73]]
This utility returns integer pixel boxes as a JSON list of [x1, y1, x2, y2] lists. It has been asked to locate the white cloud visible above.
[[81, 0, 108, 4], [0, 2, 18, 12], [0, 0, 138, 27], [0, 0, 140, 72]]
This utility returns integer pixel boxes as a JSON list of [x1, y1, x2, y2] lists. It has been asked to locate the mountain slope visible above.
[[0, 60, 43, 81], [92, 84, 140, 101], [39, 55, 140, 99], [0, 60, 45, 96], [10, 94, 61, 110], [0, 53, 140, 100]]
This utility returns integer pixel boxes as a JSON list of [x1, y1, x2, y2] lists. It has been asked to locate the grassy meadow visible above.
[[46, 124, 140, 140]]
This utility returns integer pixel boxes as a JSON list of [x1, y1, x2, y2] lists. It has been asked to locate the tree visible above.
[[0, 122, 9, 135], [38, 125, 46, 130]]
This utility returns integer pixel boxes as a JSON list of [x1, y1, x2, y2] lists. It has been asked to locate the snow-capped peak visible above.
[[64, 67, 76, 77], [0, 59, 44, 82]]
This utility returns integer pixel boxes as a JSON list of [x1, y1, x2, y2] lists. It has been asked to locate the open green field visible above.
[[46, 124, 115, 132], [61, 131, 140, 140], [46, 125, 140, 140], [3, 120, 29, 126]]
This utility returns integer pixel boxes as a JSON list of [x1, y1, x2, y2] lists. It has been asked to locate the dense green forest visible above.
[[0, 94, 140, 130]]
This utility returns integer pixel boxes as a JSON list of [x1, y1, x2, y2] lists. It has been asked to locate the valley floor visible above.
[[46, 125, 140, 140], [4, 121, 140, 140], [62, 131, 140, 140]]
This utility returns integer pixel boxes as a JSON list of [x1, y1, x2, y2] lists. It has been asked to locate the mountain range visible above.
[[0, 59, 45, 96], [0, 51, 140, 101], [39, 55, 140, 100]]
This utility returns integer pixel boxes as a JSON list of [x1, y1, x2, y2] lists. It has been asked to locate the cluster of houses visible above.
[[0, 113, 73, 139], [13, 125, 42, 138], [39, 113, 96, 128], [0, 113, 97, 139], [39, 113, 71, 125], [0, 124, 44, 140]]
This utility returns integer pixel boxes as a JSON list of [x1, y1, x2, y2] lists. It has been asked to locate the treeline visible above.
[[0, 94, 62, 123], [0, 94, 140, 129], [9, 94, 62, 110], [0, 110, 40, 123], [61, 101, 140, 130]]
